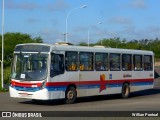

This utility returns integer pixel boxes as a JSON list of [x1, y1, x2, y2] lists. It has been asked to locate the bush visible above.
[[0, 87, 8, 92], [0, 66, 11, 91]]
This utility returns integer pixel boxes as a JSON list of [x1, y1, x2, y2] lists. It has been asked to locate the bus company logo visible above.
[[99, 74, 106, 93], [2, 112, 11, 117], [123, 74, 132, 78]]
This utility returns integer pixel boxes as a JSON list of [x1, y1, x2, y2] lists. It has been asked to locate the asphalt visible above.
[[0, 67, 160, 120]]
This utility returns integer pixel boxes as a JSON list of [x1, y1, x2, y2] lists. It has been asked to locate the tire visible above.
[[121, 83, 130, 99], [65, 86, 77, 104]]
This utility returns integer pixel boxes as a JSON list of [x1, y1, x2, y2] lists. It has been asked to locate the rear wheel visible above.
[[121, 83, 130, 99], [65, 86, 77, 104]]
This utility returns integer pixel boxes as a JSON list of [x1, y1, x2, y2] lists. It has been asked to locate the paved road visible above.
[[1, 88, 160, 111], [0, 78, 160, 120], [1, 79, 160, 112]]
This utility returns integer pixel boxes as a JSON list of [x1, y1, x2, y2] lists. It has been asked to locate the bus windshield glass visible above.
[[11, 53, 48, 81]]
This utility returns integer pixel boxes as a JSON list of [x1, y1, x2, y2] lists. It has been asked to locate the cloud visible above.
[[145, 26, 160, 38], [108, 16, 133, 25], [119, 25, 160, 40], [130, 0, 147, 9], [146, 26, 160, 33], [26, 18, 40, 23], [47, 0, 69, 12], [120, 0, 147, 10], [72, 26, 88, 33], [40, 29, 58, 36], [39, 28, 63, 43], [52, 19, 59, 26], [6, 0, 40, 10]]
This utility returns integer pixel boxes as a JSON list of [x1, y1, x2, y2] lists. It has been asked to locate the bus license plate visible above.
[[19, 93, 29, 97]]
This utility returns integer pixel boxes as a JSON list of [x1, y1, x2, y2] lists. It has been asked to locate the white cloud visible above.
[[130, 0, 147, 9], [47, 0, 69, 12], [119, 25, 160, 40], [25, 18, 40, 23], [40, 29, 58, 36], [39, 28, 66, 43], [52, 19, 59, 26], [146, 26, 160, 33], [72, 26, 88, 33], [108, 16, 133, 25], [6, 0, 40, 10]]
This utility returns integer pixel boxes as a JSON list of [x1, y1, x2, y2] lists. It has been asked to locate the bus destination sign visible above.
[[14, 45, 50, 52]]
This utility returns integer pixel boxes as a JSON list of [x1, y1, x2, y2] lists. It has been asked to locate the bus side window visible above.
[[65, 51, 78, 71], [110, 53, 121, 71], [133, 55, 143, 71], [122, 54, 132, 71], [144, 55, 153, 71], [95, 53, 108, 71], [79, 52, 93, 71], [50, 54, 64, 77]]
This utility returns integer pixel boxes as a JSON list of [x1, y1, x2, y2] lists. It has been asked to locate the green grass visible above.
[[0, 88, 8, 92], [0, 66, 10, 92]]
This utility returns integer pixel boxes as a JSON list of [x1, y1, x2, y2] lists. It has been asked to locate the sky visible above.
[[0, 0, 160, 44]]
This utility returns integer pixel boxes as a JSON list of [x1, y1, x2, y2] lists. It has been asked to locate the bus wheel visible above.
[[65, 86, 77, 104], [121, 83, 130, 99]]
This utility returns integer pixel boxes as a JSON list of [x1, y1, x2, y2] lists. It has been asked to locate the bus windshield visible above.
[[11, 53, 48, 81]]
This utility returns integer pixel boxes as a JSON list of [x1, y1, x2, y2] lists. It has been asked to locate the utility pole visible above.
[[1, 0, 4, 89]]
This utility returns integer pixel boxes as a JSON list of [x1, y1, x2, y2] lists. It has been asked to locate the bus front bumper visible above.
[[9, 86, 50, 100]]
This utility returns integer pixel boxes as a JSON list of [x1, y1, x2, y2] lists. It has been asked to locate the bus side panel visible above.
[[78, 71, 98, 97], [49, 72, 79, 99], [47, 70, 154, 99], [77, 71, 124, 97], [130, 71, 154, 92]]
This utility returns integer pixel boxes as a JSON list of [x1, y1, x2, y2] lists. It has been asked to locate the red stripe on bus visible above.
[[11, 81, 42, 87], [46, 78, 154, 87], [11, 78, 154, 88]]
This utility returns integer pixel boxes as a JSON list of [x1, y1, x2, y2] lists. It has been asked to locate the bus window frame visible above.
[[50, 53, 65, 77], [65, 51, 78, 71], [143, 55, 153, 71], [109, 53, 121, 71], [122, 54, 132, 71], [133, 54, 143, 71], [95, 53, 108, 71], [79, 52, 94, 71]]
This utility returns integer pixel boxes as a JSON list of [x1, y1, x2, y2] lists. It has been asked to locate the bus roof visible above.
[[15, 43, 154, 55]]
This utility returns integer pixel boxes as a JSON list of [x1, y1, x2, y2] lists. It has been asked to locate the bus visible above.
[[9, 43, 154, 104]]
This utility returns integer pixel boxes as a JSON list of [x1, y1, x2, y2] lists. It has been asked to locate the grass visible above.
[[0, 88, 8, 92], [0, 66, 10, 92]]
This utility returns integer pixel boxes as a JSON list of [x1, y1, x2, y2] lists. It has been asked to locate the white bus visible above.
[[10, 43, 154, 104]]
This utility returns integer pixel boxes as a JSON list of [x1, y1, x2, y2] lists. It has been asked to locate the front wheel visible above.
[[65, 86, 77, 104], [121, 83, 130, 99]]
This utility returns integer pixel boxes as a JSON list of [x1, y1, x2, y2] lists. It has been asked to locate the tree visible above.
[[78, 37, 160, 59], [0, 32, 43, 67], [0, 32, 43, 90], [78, 42, 88, 46]]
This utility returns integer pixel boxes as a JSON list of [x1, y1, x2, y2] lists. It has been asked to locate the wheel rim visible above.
[[67, 90, 74, 100], [124, 85, 129, 96]]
